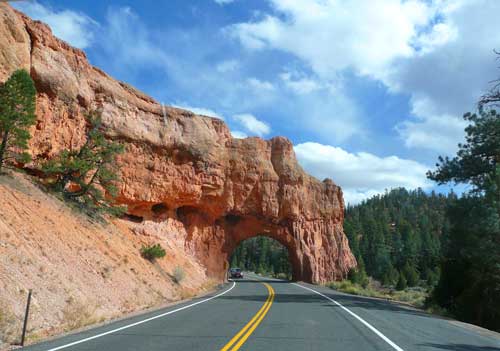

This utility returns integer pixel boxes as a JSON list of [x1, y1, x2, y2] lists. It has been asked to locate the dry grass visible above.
[[200, 278, 218, 292], [327, 280, 428, 308], [62, 300, 99, 331], [172, 266, 185, 284], [0, 303, 19, 345], [179, 289, 195, 300]]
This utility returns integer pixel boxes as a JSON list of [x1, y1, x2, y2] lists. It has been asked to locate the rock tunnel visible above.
[[126, 198, 356, 283], [118, 135, 358, 284], [0, 6, 357, 284]]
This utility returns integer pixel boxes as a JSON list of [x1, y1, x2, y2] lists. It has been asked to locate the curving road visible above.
[[23, 273, 500, 351]]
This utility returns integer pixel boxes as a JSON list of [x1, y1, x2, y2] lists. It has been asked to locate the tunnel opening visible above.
[[229, 236, 293, 280]]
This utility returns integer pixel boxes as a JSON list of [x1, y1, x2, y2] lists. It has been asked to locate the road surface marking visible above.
[[292, 283, 405, 351], [220, 282, 275, 351], [42, 281, 237, 351], [220, 283, 272, 351]]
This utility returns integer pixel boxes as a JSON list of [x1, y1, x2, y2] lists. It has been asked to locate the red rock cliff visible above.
[[0, 4, 356, 283]]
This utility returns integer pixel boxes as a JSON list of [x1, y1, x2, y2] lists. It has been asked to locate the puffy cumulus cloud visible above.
[[228, 0, 500, 155], [228, 0, 438, 79], [294, 142, 432, 205], [13, 1, 97, 48], [396, 96, 468, 154], [389, 1, 500, 154], [172, 104, 224, 120], [233, 114, 271, 136]]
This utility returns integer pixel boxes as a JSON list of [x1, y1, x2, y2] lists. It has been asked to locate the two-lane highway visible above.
[[24, 274, 500, 350]]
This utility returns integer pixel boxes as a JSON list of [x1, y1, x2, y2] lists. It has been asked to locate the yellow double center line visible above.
[[220, 282, 275, 351]]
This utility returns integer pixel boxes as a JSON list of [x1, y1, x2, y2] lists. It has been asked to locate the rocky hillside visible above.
[[0, 172, 212, 347]]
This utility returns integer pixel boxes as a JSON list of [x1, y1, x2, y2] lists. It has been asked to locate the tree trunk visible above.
[[65, 164, 101, 198], [0, 130, 9, 173]]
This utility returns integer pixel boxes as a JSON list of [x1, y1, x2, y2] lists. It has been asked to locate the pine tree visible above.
[[402, 262, 419, 287], [0, 69, 36, 172], [428, 109, 500, 331], [396, 272, 407, 291], [42, 111, 125, 215]]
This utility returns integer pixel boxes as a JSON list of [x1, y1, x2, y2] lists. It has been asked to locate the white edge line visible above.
[[44, 281, 237, 351], [291, 282, 405, 351]]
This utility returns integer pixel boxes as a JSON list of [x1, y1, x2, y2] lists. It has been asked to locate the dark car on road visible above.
[[229, 268, 243, 279]]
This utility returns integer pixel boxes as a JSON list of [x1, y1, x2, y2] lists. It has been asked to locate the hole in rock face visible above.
[[229, 236, 293, 280], [122, 213, 144, 223], [224, 214, 242, 225], [151, 203, 168, 215], [175, 206, 202, 224]]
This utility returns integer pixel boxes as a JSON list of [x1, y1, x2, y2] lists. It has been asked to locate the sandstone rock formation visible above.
[[0, 3, 356, 283]]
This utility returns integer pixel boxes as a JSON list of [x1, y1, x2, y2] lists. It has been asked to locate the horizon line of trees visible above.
[[344, 187, 453, 290]]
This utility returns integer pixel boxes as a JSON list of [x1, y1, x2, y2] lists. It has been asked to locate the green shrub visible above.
[[402, 263, 419, 287], [173, 266, 185, 284], [347, 264, 369, 288], [140, 244, 166, 261], [274, 272, 290, 280], [396, 272, 408, 291], [390, 289, 427, 308], [327, 280, 381, 298]]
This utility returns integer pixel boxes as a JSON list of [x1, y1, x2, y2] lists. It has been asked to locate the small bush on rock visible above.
[[140, 244, 166, 261]]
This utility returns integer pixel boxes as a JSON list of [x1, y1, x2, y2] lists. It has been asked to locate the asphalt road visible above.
[[23, 273, 500, 351]]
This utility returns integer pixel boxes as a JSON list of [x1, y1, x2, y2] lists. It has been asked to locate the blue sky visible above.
[[13, 0, 500, 204]]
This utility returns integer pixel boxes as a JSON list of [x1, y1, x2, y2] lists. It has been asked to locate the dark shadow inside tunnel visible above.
[[229, 236, 293, 280]]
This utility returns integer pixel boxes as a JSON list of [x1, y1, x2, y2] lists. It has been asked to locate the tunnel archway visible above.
[[230, 236, 293, 280], [215, 214, 308, 282], [126, 201, 355, 283]]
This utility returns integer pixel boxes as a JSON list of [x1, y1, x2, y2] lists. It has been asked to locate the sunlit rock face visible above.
[[0, 3, 356, 283]]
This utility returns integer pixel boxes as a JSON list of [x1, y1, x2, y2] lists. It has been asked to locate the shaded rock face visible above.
[[0, 4, 356, 283]]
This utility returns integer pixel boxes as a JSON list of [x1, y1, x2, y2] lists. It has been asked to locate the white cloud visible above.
[[214, 0, 235, 5], [294, 142, 432, 204], [172, 104, 224, 120], [280, 71, 322, 94], [231, 130, 248, 139], [228, 0, 500, 155], [216, 59, 239, 73], [13, 1, 97, 48], [389, 1, 500, 154], [233, 113, 271, 136], [247, 77, 275, 91], [228, 0, 438, 79], [396, 96, 468, 154]]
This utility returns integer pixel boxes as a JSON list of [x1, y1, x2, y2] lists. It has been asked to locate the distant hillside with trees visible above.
[[344, 188, 455, 289]]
